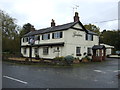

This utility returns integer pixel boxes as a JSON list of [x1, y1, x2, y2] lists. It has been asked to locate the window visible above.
[[76, 47, 81, 56], [86, 34, 93, 41], [23, 48, 27, 54], [57, 47, 59, 50], [35, 35, 40, 40], [52, 32, 62, 39], [37, 36, 40, 40], [87, 48, 92, 56], [43, 47, 49, 55], [23, 37, 29, 42], [26, 37, 28, 42], [23, 38, 24, 42], [42, 34, 50, 40], [34, 48, 38, 55]]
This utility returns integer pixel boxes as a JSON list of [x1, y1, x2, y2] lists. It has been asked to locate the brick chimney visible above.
[[74, 12, 79, 22], [31, 25, 35, 31], [51, 19, 55, 27]]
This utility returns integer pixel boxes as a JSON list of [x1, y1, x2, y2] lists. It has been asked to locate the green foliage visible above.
[[35, 54, 40, 60], [64, 55, 74, 65], [1, 10, 21, 53], [53, 56, 64, 61], [19, 23, 33, 37], [100, 30, 120, 51], [81, 56, 91, 62], [84, 24, 100, 35], [53, 56, 74, 66], [85, 56, 91, 61]]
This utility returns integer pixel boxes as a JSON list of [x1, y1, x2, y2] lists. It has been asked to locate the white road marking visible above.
[[93, 70, 106, 74], [113, 70, 120, 72], [94, 70, 102, 72], [3, 75, 28, 84], [94, 79, 98, 82]]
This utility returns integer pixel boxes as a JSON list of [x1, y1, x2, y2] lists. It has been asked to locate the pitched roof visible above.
[[24, 21, 97, 37], [24, 21, 79, 37], [86, 29, 98, 35], [100, 44, 114, 48]]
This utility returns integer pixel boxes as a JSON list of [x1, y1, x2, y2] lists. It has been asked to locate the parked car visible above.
[[116, 51, 120, 56]]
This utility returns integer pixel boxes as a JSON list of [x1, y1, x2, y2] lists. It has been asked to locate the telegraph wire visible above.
[[84, 18, 119, 25], [94, 19, 119, 23]]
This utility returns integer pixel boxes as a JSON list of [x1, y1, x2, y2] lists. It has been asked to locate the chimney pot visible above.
[[74, 12, 79, 22], [31, 25, 35, 31], [51, 19, 55, 27]]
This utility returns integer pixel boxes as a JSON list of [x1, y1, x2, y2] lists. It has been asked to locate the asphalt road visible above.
[[2, 58, 119, 88]]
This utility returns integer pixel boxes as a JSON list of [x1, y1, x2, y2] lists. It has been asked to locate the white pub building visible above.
[[21, 12, 100, 60]]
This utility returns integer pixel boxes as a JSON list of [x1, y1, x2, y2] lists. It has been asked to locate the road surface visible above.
[[2, 58, 119, 88]]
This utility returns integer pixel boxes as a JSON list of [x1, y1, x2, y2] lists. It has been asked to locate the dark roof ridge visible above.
[[24, 21, 79, 37], [23, 21, 98, 37], [37, 21, 78, 31]]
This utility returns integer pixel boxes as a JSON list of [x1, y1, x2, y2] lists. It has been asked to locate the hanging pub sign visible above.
[[29, 36, 35, 45]]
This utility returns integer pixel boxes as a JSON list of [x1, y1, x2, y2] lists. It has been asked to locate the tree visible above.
[[20, 23, 33, 37], [100, 30, 120, 51], [0, 10, 20, 53], [84, 24, 100, 35]]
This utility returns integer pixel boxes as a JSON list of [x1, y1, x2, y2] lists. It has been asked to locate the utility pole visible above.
[[29, 36, 35, 62]]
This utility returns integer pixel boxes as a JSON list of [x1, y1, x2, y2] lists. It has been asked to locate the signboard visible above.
[[29, 36, 35, 45], [73, 31, 82, 37]]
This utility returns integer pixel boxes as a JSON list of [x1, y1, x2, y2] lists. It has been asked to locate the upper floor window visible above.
[[42, 34, 50, 40], [86, 34, 93, 41], [23, 37, 29, 42], [35, 35, 40, 41], [52, 32, 62, 39]]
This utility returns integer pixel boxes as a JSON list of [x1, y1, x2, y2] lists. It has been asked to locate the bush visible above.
[[85, 56, 91, 61], [73, 57, 80, 64], [35, 54, 39, 60], [53, 56, 64, 61], [81, 55, 91, 62], [64, 55, 74, 65]]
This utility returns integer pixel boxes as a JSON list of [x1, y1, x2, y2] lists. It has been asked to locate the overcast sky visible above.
[[0, 0, 119, 31]]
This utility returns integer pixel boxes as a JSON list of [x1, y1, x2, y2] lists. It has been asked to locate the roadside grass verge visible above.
[[3, 58, 108, 68]]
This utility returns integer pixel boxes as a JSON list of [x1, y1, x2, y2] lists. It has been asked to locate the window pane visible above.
[[76, 47, 81, 56], [34, 48, 38, 54], [60, 32, 63, 38], [42, 34, 50, 40], [53, 32, 62, 39], [23, 38, 24, 42], [43, 47, 49, 55], [87, 48, 92, 54], [23, 48, 26, 54]]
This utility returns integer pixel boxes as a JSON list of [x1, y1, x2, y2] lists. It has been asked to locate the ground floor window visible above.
[[23, 48, 27, 55], [34, 48, 39, 55], [43, 47, 49, 55], [76, 47, 81, 56], [87, 47, 92, 56]]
